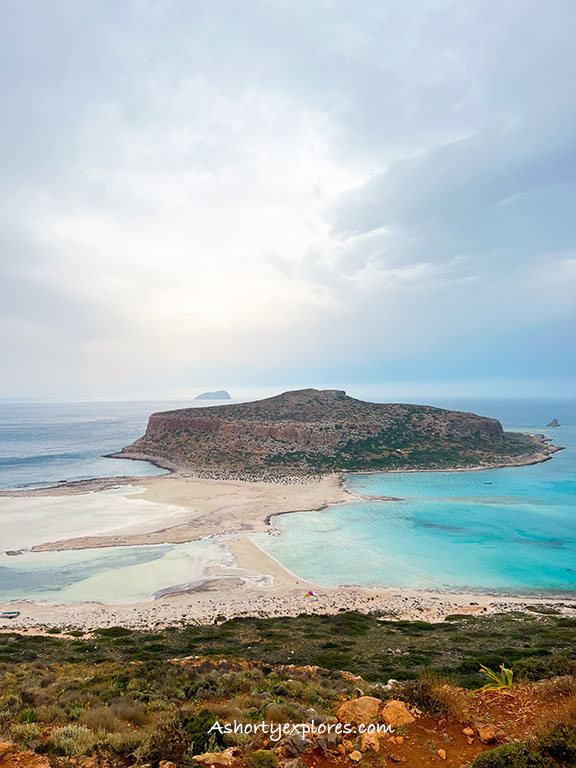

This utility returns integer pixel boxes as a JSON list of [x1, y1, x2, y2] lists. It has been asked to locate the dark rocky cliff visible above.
[[116, 389, 552, 476]]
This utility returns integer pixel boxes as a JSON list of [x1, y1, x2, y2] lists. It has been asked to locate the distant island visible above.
[[194, 390, 231, 400], [115, 388, 558, 477], [547, 418, 560, 427]]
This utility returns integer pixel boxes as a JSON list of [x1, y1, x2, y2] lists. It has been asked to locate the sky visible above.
[[1, 0, 575, 400]]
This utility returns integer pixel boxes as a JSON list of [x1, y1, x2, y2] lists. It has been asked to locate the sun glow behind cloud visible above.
[[0, 0, 575, 398]]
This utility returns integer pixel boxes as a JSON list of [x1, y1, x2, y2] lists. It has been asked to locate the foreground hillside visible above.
[[1, 611, 576, 767], [115, 389, 553, 476]]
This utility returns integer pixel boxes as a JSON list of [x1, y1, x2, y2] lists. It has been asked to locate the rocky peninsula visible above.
[[112, 388, 557, 477]]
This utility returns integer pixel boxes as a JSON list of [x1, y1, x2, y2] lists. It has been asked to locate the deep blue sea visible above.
[[0, 397, 575, 602], [0, 399, 195, 489]]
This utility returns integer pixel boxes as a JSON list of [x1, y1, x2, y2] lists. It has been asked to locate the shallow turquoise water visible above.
[[0, 398, 574, 602], [252, 404, 576, 594]]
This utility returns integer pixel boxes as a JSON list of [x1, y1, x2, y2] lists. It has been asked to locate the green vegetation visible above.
[[471, 724, 576, 767], [1, 611, 576, 764], [537, 723, 576, 763], [475, 663, 514, 692], [471, 743, 556, 767], [1, 611, 576, 686], [246, 750, 278, 768]]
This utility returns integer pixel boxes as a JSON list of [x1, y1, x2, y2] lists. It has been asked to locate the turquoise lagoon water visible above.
[[0, 539, 245, 605], [0, 398, 574, 602], [252, 400, 576, 595]]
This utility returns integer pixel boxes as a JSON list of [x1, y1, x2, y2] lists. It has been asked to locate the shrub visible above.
[[471, 743, 556, 767], [537, 723, 576, 763], [514, 655, 576, 682], [246, 750, 278, 768], [536, 675, 576, 700], [182, 708, 224, 754], [48, 725, 97, 757], [141, 709, 223, 767], [80, 705, 122, 733], [10, 723, 41, 747], [399, 674, 451, 715], [19, 708, 37, 723], [111, 698, 148, 726], [100, 729, 146, 759], [0, 693, 22, 719]]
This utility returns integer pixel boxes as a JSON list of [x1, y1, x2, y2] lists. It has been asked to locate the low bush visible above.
[[471, 742, 556, 767], [47, 725, 97, 758], [19, 708, 37, 723], [10, 723, 41, 747], [80, 705, 123, 733], [537, 722, 576, 763], [399, 674, 454, 715], [246, 750, 278, 768], [536, 675, 576, 700], [100, 729, 146, 759]]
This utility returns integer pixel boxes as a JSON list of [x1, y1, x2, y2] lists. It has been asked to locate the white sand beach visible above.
[[2, 471, 576, 632]]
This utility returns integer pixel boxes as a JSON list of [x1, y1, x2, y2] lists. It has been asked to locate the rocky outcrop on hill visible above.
[[114, 389, 555, 477]]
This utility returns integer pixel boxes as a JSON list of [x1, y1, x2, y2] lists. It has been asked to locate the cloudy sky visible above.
[[1, 0, 575, 400]]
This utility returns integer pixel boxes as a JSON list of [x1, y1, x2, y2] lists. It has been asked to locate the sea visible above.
[[0, 398, 574, 604]]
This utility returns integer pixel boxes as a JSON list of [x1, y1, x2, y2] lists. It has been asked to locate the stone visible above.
[[437, 748, 447, 760], [478, 724, 498, 744], [282, 760, 306, 768], [337, 696, 382, 725], [462, 727, 474, 737], [360, 732, 379, 752], [283, 735, 313, 756], [193, 748, 240, 766], [343, 739, 355, 752], [159, 763, 178, 768], [324, 732, 342, 752], [381, 700, 416, 727], [349, 751, 362, 762]]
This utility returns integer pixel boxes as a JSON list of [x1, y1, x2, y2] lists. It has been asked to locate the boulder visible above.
[[325, 732, 343, 751], [360, 732, 379, 753], [193, 748, 240, 766], [337, 696, 381, 725], [381, 700, 416, 727], [478, 724, 498, 744], [282, 760, 306, 768], [342, 739, 355, 753], [349, 750, 362, 762], [283, 735, 313, 756]]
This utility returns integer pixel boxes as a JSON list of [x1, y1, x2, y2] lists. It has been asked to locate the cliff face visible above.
[[117, 389, 548, 476]]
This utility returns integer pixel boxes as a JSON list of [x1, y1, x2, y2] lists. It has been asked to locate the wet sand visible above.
[[27, 473, 350, 552]]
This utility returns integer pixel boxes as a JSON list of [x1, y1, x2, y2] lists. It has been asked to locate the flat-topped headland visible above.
[[112, 388, 558, 477]]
